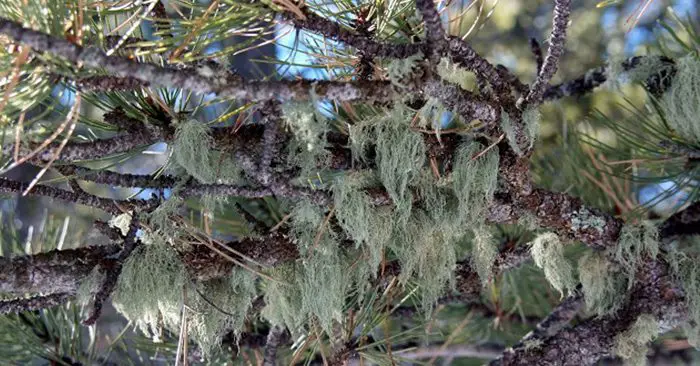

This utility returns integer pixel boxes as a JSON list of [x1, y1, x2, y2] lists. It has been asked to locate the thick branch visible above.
[[0, 19, 401, 103], [415, 0, 446, 46], [543, 56, 675, 101], [0, 245, 119, 294], [262, 326, 287, 366], [0, 178, 152, 215], [0, 293, 73, 314]]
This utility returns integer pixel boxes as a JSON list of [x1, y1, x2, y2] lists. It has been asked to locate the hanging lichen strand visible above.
[[265, 200, 351, 335], [331, 106, 502, 310], [375, 107, 427, 221], [613, 221, 659, 288], [668, 235, 700, 349], [613, 314, 660, 365], [171, 119, 241, 184], [188, 268, 258, 357], [578, 251, 626, 316], [112, 237, 187, 343], [452, 141, 500, 226], [530, 232, 576, 297], [659, 55, 700, 142]]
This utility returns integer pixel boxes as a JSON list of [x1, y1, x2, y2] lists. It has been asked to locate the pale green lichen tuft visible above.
[[578, 251, 626, 316], [523, 338, 544, 351], [391, 209, 457, 311], [436, 57, 477, 91], [613, 221, 659, 288], [530, 232, 576, 297], [387, 52, 424, 88], [667, 236, 700, 349], [333, 174, 393, 273], [614, 314, 659, 365], [522, 107, 541, 150], [147, 196, 184, 238], [452, 141, 499, 226], [287, 200, 350, 333], [112, 236, 187, 342], [262, 264, 305, 334], [188, 268, 257, 357], [471, 225, 498, 285], [172, 119, 216, 183], [500, 108, 539, 156], [571, 208, 607, 235], [375, 108, 426, 221], [659, 55, 700, 142], [282, 101, 328, 153]]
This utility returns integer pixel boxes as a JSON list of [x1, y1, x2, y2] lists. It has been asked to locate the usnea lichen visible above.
[[659, 55, 700, 142], [282, 101, 328, 153], [386, 52, 424, 88], [188, 268, 257, 357], [500, 108, 540, 156], [112, 237, 187, 342], [287, 200, 350, 333], [452, 141, 499, 226], [436, 57, 477, 91], [614, 313, 659, 365], [578, 251, 626, 316], [374, 108, 426, 221], [667, 236, 700, 349], [392, 210, 458, 311], [530, 232, 576, 297], [172, 119, 216, 183], [613, 221, 659, 288], [333, 174, 393, 273], [471, 225, 498, 285]]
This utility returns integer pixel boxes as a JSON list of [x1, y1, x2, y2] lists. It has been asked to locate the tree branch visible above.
[[0, 178, 153, 215], [0, 245, 119, 295], [0, 293, 73, 315], [525, 0, 572, 106]]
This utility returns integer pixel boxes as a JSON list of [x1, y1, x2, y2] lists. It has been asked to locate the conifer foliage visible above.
[[0, 0, 698, 365]]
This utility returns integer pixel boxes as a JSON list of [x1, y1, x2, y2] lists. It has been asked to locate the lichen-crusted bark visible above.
[[525, 0, 572, 106], [495, 259, 686, 366], [0, 178, 153, 215], [0, 293, 73, 314], [0, 246, 119, 294]]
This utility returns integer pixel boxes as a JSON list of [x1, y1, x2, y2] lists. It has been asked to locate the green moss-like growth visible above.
[[452, 141, 499, 226], [613, 221, 659, 288], [437, 57, 477, 92], [659, 55, 700, 142], [287, 200, 350, 333], [112, 237, 187, 341], [530, 232, 576, 297], [500, 108, 539, 156], [578, 251, 626, 316], [667, 236, 700, 349], [387, 52, 424, 88], [172, 119, 216, 183], [262, 264, 305, 334], [333, 174, 393, 273], [282, 101, 328, 153], [147, 196, 184, 239], [391, 210, 458, 310], [471, 225, 498, 285], [188, 268, 257, 357], [375, 108, 426, 221], [614, 314, 659, 365]]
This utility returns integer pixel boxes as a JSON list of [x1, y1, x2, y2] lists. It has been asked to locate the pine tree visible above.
[[0, 0, 698, 365]]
